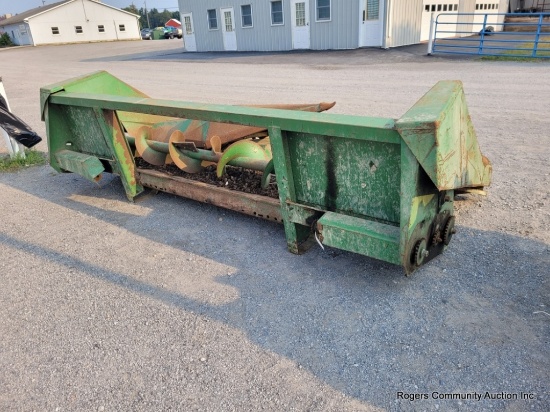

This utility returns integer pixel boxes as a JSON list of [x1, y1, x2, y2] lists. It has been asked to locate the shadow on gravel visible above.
[[2, 169, 549, 410]]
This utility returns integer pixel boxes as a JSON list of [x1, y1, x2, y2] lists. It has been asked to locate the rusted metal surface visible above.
[[136, 168, 283, 222], [127, 101, 335, 179], [124, 101, 335, 151]]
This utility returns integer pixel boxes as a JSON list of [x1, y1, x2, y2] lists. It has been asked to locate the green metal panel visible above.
[[93, 108, 143, 200], [396, 81, 492, 190], [317, 212, 401, 265], [54, 150, 104, 182], [61, 106, 114, 158], [45, 104, 113, 175], [287, 132, 401, 223], [40, 71, 147, 120], [269, 126, 311, 254], [46, 93, 399, 143]]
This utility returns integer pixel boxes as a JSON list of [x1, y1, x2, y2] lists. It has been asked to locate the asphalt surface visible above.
[[0, 40, 549, 411]]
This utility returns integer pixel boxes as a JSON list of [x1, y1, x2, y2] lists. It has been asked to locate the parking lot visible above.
[[0, 40, 549, 411]]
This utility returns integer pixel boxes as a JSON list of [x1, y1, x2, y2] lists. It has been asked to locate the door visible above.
[[291, 0, 310, 49], [220, 7, 237, 51], [473, 1, 500, 31], [182, 13, 197, 51], [18, 24, 31, 45], [420, 1, 459, 41], [359, 0, 385, 47]]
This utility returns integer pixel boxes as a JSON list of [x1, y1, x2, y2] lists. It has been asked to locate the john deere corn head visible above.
[[41, 71, 491, 274]]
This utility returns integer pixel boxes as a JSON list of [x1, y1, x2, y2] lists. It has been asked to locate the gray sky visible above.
[[1, 0, 179, 15]]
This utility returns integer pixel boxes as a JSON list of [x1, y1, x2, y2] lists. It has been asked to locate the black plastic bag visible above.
[[0, 94, 42, 148]]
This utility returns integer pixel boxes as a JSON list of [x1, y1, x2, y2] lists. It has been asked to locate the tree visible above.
[[0, 32, 14, 48], [122, 4, 139, 15], [123, 4, 177, 29]]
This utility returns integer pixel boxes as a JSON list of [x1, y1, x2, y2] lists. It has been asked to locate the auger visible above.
[[42, 71, 491, 273]]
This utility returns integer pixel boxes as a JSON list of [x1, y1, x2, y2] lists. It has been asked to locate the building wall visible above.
[[388, 0, 509, 47], [387, 0, 424, 47], [499, 0, 511, 25], [179, 0, 361, 51], [456, 0, 509, 35], [310, 0, 360, 49], [178, 0, 511, 51], [455, 0, 476, 34], [179, 0, 292, 51], [1, 22, 33, 46], [28, 0, 140, 46], [509, 0, 537, 11]]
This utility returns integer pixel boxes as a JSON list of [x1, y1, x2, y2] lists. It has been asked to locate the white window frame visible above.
[[118, 24, 126, 32], [316, 0, 331, 22], [241, 4, 253, 28], [207, 9, 219, 30], [75, 25, 83, 34], [271, 0, 284, 26], [98, 24, 105, 33], [51, 26, 60, 35]]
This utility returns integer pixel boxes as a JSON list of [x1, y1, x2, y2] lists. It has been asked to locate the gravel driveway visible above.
[[0, 40, 548, 411]]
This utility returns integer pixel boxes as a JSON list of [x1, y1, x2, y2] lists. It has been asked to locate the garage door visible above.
[[473, 1, 501, 31], [421, 1, 459, 41]]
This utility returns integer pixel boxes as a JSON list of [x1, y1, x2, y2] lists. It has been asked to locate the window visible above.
[[119, 24, 125, 32], [98, 25, 105, 33], [366, 0, 379, 20], [224, 10, 234, 32], [75, 25, 83, 34], [241, 4, 253, 28], [271, 1, 283, 25], [19, 24, 27, 35], [184, 16, 193, 34], [296, 2, 306, 26], [424, 3, 459, 13], [317, 0, 330, 21], [51, 27, 60, 35], [207, 9, 218, 30]]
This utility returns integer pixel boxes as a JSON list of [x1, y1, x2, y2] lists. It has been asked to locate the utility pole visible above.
[[144, 0, 151, 28]]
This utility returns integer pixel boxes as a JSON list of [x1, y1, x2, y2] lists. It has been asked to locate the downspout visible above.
[[383, 0, 392, 49]]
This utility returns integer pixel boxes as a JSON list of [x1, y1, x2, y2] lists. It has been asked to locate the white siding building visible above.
[[0, 0, 140, 46], [177, 0, 509, 51]]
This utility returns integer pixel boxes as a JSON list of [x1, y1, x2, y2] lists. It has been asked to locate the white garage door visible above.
[[421, 1, 459, 41], [473, 1, 501, 32]]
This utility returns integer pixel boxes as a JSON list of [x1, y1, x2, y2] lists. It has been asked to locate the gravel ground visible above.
[[0, 41, 548, 411]]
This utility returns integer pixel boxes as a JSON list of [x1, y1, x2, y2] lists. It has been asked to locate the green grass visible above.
[[0, 150, 48, 172], [481, 38, 550, 61]]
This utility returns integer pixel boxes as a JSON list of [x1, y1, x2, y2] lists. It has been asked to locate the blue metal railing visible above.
[[430, 12, 550, 58]]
